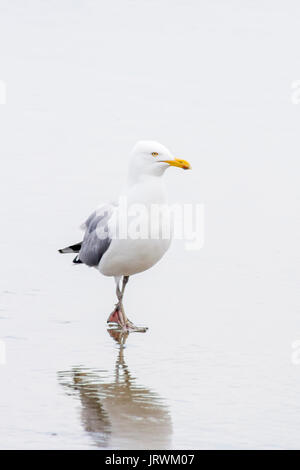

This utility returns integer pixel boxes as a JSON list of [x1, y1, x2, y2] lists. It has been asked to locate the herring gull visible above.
[[59, 141, 191, 332]]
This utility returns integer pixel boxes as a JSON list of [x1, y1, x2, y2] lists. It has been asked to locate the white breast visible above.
[[98, 177, 172, 277]]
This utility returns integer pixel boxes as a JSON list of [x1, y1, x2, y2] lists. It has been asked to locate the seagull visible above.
[[59, 141, 191, 332]]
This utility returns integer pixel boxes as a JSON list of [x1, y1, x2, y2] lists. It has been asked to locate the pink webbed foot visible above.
[[107, 306, 123, 326], [107, 306, 148, 333]]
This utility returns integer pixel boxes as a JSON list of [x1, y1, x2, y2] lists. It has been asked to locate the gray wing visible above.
[[78, 203, 115, 267]]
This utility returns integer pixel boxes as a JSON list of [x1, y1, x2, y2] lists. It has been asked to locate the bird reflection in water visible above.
[[58, 329, 172, 449]]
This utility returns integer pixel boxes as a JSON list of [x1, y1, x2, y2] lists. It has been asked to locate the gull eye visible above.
[[152, 152, 158, 157]]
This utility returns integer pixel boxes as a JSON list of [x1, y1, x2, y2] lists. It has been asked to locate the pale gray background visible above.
[[0, 0, 299, 449]]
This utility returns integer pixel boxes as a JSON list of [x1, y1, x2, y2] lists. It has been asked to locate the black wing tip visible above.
[[58, 242, 82, 255]]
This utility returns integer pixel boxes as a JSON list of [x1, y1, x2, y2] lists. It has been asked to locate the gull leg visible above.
[[120, 276, 148, 332], [107, 277, 127, 328], [107, 276, 147, 332]]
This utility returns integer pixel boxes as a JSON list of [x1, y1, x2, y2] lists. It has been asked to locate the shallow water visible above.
[[1, 0, 300, 449], [1, 245, 300, 449]]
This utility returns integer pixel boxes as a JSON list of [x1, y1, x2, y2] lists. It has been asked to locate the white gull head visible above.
[[128, 140, 191, 184]]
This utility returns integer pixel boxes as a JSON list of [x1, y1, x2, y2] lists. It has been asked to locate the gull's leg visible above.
[[120, 276, 148, 332], [107, 276, 126, 327], [118, 276, 130, 327], [108, 276, 147, 332]]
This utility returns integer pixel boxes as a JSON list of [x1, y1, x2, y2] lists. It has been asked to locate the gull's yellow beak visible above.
[[163, 158, 191, 170]]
